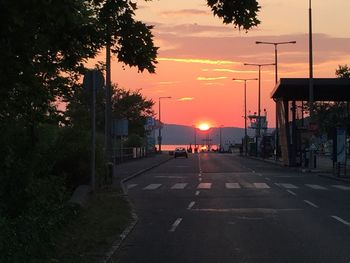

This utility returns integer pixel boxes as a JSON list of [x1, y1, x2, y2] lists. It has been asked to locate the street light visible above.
[[243, 63, 275, 137], [255, 40, 296, 160], [232, 78, 258, 155], [308, 0, 315, 169], [158, 96, 172, 152], [255, 41, 296, 84]]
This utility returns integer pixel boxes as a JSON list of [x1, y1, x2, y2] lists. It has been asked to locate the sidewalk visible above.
[[112, 152, 173, 188], [246, 154, 350, 184]]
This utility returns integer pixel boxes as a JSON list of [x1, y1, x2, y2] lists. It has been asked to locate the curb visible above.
[[101, 156, 173, 263], [120, 156, 174, 194]]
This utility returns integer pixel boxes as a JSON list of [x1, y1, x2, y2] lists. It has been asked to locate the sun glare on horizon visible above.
[[198, 123, 210, 131]]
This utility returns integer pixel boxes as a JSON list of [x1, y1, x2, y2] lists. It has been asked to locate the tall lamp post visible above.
[[232, 78, 258, 156], [243, 63, 275, 138], [255, 40, 296, 160], [308, 0, 315, 169], [158, 96, 172, 152]]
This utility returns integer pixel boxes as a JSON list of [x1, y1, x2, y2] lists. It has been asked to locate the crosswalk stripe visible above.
[[171, 183, 188, 189], [253, 183, 270, 189], [127, 184, 138, 189], [278, 183, 298, 189], [197, 183, 212, 189], [332, 185, 350, 190], [305, 184, 327, 190], [225, 183, 241, 189], [143, 184, 162, 190]]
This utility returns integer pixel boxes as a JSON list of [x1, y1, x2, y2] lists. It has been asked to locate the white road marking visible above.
[[265, 177, 271, 181], [199, 178, 202, 182], [198, 173, 202, 177], [331, 216, 350, 227], [187, 201, 195, 209], [304, 200, 319, 208], [225, 183, 241, 189], [237, 179, 254, 189], [169, 218, 183, 232], [277, 183, 298, 189], [127, 184, 137, 189], [171, 183, 188, 189], [253, 183, 270, 189], [305, 184, 327, 190], [286, 190, 297, 196], [332, 185, 350, 190], [143, 184, 162, 190], [197, 183, 212, 189], [195, 190, 200, 196], [155, 176, 187, 179]]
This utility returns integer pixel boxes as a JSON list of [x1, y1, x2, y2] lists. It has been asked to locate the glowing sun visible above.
[[198, 123, 210, 131]]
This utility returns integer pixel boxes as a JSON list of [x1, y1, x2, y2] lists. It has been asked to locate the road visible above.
[[113, 153, 350, 263]]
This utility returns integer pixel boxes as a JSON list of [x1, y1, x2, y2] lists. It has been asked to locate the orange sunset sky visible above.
[[93, 0, 350, 128]]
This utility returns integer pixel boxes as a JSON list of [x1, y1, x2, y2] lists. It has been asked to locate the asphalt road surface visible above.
[[113, 153, 350, 263]]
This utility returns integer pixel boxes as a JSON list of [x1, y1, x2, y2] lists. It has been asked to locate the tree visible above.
[[112, 86, 155, 137], [207, 0, 261, 30], [311, 65, 350, 137], [336, 64, 350, 78]]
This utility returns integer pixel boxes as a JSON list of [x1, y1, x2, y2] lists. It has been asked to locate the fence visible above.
[[113, 147, 148, 164]]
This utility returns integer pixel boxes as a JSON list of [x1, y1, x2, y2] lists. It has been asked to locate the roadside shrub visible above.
[[53, 127, 107, 190], [0, 122, 75, 262]]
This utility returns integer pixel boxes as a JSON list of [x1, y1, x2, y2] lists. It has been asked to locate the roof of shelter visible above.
[[271, 78, 350, 101]]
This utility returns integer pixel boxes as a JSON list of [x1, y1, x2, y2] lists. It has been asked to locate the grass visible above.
[[50, 188, 132, 263]]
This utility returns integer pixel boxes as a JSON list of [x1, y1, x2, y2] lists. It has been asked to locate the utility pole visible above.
[[232, 78, 258, 156], [158, 96, 171, 152], [255, 40, 296, 160], [105, 28, 112, 166], [244, 63, 275, 136], [308, 0, 315, 169]]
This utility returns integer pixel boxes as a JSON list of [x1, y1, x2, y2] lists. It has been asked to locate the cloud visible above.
[[197, 76, 228, 81], [177, 97, 194, 101], [158, 81, 177, 85], [204, 82, 225, 86], [159, 9, 209, 17], [158, 57, 238, 65], [153, 23, 234, 38], [202, 68, 257, 73]]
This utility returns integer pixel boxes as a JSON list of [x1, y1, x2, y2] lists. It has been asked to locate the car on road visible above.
[[174, 147, 188, 158]]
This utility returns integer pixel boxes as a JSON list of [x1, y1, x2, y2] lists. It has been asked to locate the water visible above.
[[161, 144, 189, 151]]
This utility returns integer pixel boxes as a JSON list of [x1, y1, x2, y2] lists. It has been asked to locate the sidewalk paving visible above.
[[247, 154, 350, 184]]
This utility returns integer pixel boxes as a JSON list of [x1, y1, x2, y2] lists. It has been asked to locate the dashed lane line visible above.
[[171, 183, 188, 189], [331, 216, 350, 227], [143, 184, 162, 190], [187, 201, 195, 210], [305, 184, 327, 190], [127, 184, 137, 189], [277, 183, 298, 189], [333, 185, 350, 190], [169, 218, 183, 232], [303, 200, 319, 208], [286, 190, 297, 196]]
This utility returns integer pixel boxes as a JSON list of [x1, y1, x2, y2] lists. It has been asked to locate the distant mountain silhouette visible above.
[[161, 123, 257, 146]]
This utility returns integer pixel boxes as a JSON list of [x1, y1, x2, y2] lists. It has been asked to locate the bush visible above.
[[0, 122, 75, 262], [53, 127, 107, 190]]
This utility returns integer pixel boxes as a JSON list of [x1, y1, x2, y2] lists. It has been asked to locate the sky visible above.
[[104, 0, 350, 128]]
